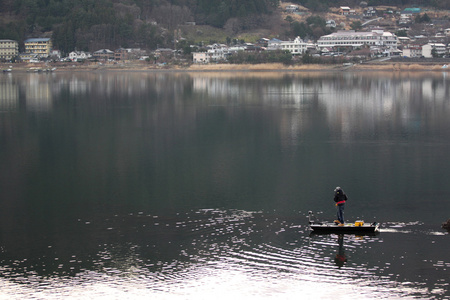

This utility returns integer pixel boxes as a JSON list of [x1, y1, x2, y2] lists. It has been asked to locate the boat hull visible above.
[[310, 222, 380, 234]]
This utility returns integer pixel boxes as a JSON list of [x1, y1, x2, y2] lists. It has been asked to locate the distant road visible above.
[[362, 17, 383, 26]]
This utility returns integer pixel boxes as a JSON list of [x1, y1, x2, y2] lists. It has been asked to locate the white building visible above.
[[228, 44, 247, 54], [193, 52, 209, 63], [285, 5, 299, 13], [326, 20, 336, 28], [268, 36, 307, 55], [206, 44, 229, 62], [364, 7, 377, 17], [50, 49, 61, 59], [422, 43, 447, 58], [402, 45, 422, 58], [69, 51, 91, 61], [317, 30, 398, 51], [340, 6, 351, 15], [192, 44, 229, 63]]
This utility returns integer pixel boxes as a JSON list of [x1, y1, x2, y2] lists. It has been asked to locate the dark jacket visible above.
[[334, 188, 348, 206]]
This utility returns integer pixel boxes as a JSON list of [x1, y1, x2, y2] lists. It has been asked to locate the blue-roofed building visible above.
[[401, 8, 421, 17], [24, 38, 52, 57]]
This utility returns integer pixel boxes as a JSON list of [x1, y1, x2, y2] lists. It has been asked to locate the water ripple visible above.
[[0, 209, 447, 299]]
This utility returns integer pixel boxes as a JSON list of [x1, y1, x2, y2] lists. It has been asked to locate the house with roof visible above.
[[267, 38, 282, 51], [401, 8, 421, 18], [364, 7, 377, 18], [50, 50, 61, 59], [69, 51, 91, 61], [24, 38, 52, 57], [257, 38, 269, 48], [19, 52, 39, 62], [339, 6, 355, 15], [93, 49, 114, 60], [192, 43, 230, 63]]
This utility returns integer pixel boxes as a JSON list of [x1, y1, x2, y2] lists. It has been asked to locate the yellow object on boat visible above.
[[355, 220, 364, 226]]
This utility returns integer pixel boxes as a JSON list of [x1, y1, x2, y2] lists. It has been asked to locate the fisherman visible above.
[[334, 187, 347, 226]]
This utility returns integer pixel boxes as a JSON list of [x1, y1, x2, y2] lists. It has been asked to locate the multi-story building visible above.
[[268, 36, 307, 55], [24, 38, 52, 57], [422, 43, 447, 58], [114, 48, 129, 61], [402, 45, 422, 57], [93, 49, 114, 60], [193, 52, 209, 63], [0, 40, 19, 60], [317, 30, 398, 51], [208, 44, 229, 62]]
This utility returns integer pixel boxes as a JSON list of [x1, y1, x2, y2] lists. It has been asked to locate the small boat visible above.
[[308, 211, 380, 234]]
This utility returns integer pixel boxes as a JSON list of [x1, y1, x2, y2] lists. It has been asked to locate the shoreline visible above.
[[1, 61, 449, 73]]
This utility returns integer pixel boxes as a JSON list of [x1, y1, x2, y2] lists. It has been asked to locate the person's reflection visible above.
[[334, 234, 347, 268]]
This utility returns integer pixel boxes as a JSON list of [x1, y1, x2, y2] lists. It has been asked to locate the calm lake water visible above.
[[0, 70, 449, 299]]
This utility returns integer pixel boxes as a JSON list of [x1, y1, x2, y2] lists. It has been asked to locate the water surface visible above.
[[0, 71, 449, 299]]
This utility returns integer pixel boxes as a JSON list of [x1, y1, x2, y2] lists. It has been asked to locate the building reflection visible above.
[[25, 74, 53, 111], [0, 78, 19, 111], [6, 71, 449, 143], [190, 72, 450, 145]]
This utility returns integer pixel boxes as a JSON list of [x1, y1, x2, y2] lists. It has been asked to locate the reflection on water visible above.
[[0, 209, 447, 299], [0, 77, 18, 112], [0, 71, 449, 299]]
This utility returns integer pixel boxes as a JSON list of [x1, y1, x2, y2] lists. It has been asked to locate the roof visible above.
[[402, 8, 421, 13], [321, 30, 394, 39], [424, 43, 446, 47], [94, 49, 114, 54], [24, 38, 51, 43]]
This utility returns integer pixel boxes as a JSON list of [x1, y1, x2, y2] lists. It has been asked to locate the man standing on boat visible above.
[[334, 187, 347, 226]]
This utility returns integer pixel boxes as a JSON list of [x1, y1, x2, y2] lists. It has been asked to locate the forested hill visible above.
[[0, 0, 448, 54]]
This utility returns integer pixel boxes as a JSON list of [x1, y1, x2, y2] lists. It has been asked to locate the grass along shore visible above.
[[1, 60, 449, 72]]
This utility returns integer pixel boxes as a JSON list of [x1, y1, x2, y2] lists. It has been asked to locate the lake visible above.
[[0, 70, 449, 299]]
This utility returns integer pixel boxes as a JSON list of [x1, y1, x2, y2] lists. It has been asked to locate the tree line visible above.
[[0, 0, 448, 54], [0, 0, 281, 53]]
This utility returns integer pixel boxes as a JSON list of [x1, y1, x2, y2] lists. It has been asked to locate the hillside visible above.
[[0, 0, 449, 54]]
